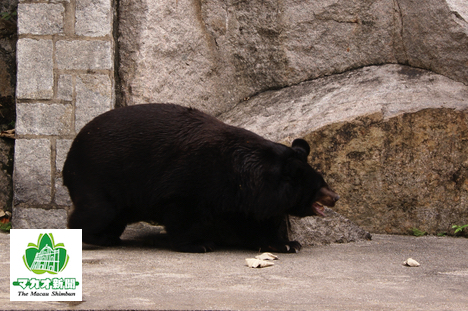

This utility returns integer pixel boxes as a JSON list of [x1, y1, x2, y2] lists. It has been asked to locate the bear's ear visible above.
[[291, 139, 310, 161]]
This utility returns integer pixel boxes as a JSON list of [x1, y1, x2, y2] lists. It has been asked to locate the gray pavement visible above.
[[1, 223, 468, 310]]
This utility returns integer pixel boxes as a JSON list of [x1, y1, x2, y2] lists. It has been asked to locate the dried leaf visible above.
[[0, 129, 15, 139]]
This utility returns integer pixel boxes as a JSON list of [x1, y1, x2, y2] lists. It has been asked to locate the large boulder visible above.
[[220, 64, 468, 235], [118, 0, 468, 115]]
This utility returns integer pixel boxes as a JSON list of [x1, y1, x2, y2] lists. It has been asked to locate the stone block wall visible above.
[[13, 0, 115, 228]]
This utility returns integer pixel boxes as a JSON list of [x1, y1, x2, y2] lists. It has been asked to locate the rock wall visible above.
[[118, 0, 468, 115], [13, 0, 115, 228]]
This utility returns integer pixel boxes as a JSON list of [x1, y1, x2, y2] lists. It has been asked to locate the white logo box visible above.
[[10, 229, 82, 301]]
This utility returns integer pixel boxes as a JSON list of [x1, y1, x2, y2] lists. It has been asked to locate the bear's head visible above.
[[286, 139, 339, 217]]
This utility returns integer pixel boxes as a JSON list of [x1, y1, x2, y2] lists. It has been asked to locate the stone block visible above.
[[16, 39, 53, 99], [55, 140, 73, 206], [13, 139, 51, 205], [56, 139, 73, 174], [57, 74, 73, 101], [75, 74, 112, 131], [18, 3, 64, 35], [56, 40, 113, 70], [16, 103, 73, 136], [55, 177, 72, 206], [12, 207, 67, 229], [75, 0, 112, 37]]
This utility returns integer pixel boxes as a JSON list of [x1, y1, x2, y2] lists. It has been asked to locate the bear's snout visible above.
[[316, 186, 339, 208]]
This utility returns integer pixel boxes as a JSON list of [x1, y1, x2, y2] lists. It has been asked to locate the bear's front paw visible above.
[[261, 241, 302, 253]]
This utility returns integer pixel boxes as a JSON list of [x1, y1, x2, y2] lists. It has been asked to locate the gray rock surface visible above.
[[399, 0, 468, 85], [289, 208, 372, 246], [13, 139, 51, 205], [118, 0, 468, 115], [11, 207, 67, 229], [220, 64, 468, 142], [17, 3, 64, 35], [16, 39, 54, 99]]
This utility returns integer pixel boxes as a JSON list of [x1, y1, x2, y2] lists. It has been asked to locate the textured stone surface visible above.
[[118, 0, 468, 115], [398, 0, 468, 85], [12, 207, 67, 229], [289, 208, 372, 246], [57, 74, 73, 101], [55, 139, 73, 206], [55, 177, 71, 206], [55, 139, 73, 174], [75, 74, 112, 131], [222, 64, 468, 235], [13, 139, 51, 205], [55, 40, 113, 70], [118, 0, 225, 114], [304, 109, 468, 236], [17, 3, 64, 35], [16, 39, 53, 99], [75, 0, 112, 37], [16, 103, 73, 135], [221, 65, 468, 142]]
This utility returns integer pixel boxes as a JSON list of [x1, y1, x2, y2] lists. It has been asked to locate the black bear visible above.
[[63, 103, 339, 253]]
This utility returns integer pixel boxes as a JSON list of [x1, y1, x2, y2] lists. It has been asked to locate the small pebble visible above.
[[403, 258, 420, 267]]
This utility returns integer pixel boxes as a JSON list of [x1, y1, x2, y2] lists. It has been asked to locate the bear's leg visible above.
[[68, 195, 126, 246], [234, 216, 302, 253], [258, 217, 302, 253], [162, 202, 216, 253], [165, 220, 216, 253]]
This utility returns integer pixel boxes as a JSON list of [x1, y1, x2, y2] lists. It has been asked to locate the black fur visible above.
[[63, 103, 335, 253]]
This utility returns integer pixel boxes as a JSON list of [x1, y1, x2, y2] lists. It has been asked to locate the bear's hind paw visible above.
[[175, 242, 216, 253]]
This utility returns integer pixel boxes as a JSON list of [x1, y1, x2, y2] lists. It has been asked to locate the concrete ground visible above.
[[1, 223, 467, 310]]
